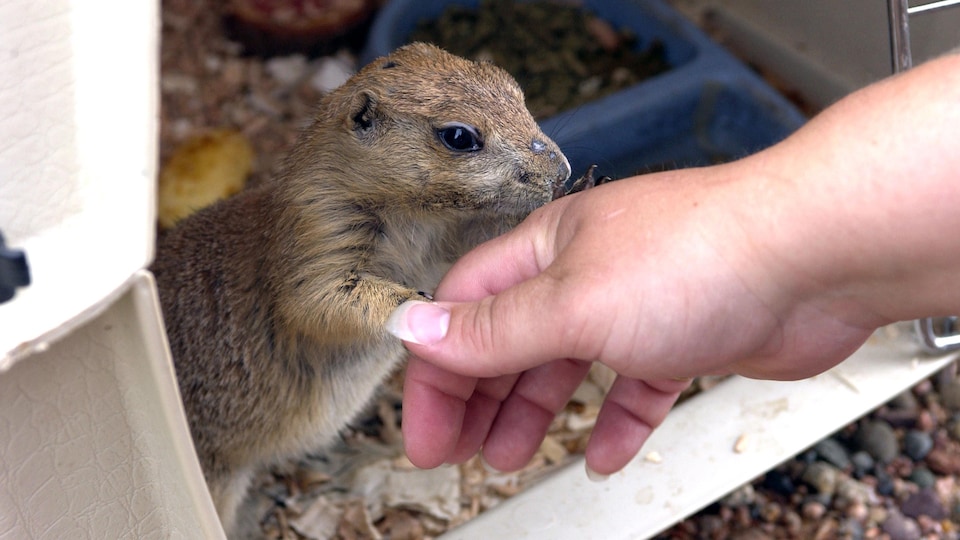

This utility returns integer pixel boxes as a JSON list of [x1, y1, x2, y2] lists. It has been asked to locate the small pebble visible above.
[[935, 475, 956, 501], [759, 501, 781, 523], [926, 445, 960, 475], [731, 530, 773, 540], [875, 469, 896, 496], [812, 518, 840, 540], [839, 517, 866, 540], [802, 461, 839, 496], [915, 514, 942, 535], [914, 378, 934, 396], [855, 420, 899, 464], [836, 476, 876, 507], [868, 506, 889, 526], [916, 409, 937, 432], [946, 414, 960, 441], [882, 510, 921, 540], [890, 389, 920, 412], [761, 469, 795, 496], [890, 477, 914, 499], [782, 510, 802, 536], [901, 488, 947, 520], [815, 437, 853, 470], [809, 492, 833, 507], [802, 500, 827, 520], [909, 466, 936, 489], [798, 449, 818, 464], [734, 505, 752, 527], [851, 450, 876, 478], [938, 378, 960, 411], [889, 455, 915, 478], [697, 514, 725, 535], [846, 501, 869, 521], [904, 430, 934, 461], [876, 408, 916, 428], [721, 484, 756, 506]]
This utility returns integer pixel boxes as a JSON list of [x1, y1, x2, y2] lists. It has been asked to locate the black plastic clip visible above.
[[0, 230, 30, 304]]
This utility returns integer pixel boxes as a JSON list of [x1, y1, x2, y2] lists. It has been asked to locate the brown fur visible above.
[[151, 43, 570, 536]]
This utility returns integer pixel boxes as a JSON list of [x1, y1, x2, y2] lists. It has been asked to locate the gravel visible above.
[[656, 370, 960, 539]]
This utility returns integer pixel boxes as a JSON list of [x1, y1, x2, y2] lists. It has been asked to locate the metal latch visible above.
[[0, 230, 30, 304], [915, 317, 960, 354]]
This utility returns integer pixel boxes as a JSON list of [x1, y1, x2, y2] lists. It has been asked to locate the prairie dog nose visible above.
[[531, 138, 571, 182]]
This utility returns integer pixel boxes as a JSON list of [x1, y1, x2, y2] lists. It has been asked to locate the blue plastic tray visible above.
[[363, 0, 807, 178], [543, 75, 806, 178], [362, 0, 701, 69]]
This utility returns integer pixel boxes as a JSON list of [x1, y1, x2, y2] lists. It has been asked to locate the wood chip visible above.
[[288, 496, 341, 540], [644, 450, 664, 464], [734, 433, 751, 454], [539, 435, 569, 465], [337, 500, 382, 540], [352, 461, 461, 521], [376, 508, 425, 540], [588, 363, 618, 392], [566, 403, 600, 431], [294, 470, 332, 495]]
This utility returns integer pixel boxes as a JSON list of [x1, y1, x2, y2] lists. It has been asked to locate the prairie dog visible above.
[[152, 43, 570, 536]]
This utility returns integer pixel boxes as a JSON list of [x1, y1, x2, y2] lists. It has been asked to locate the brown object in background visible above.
[[223, 0, 378, 56], [157, 129, 253, 229]]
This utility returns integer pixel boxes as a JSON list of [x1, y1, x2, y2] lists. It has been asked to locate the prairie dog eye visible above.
[[437, 123, 483, 152]]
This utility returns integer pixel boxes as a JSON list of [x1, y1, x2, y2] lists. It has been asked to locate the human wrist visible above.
[[731, 53, 960, 327], [693, 149, 886, 338]]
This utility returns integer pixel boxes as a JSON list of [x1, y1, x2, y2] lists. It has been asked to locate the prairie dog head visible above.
[[290, 42, 570, 216]]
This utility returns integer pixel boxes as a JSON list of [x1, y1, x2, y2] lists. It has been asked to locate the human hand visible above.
[[389, 162, 880, 477], [389, 53, 960, 477]]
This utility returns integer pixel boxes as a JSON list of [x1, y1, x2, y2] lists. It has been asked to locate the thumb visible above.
[[385, 275, 581, 377]]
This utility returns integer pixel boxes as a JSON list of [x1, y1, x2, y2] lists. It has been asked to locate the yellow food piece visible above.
[[158, 129, 253, 228]]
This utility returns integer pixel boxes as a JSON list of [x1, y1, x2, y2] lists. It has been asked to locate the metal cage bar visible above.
[[890, 0, 960, 351], [888, 0, 912, 72], [889, 0, 960, 72]]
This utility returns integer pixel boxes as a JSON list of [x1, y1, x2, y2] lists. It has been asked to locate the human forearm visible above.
[[729, 52, 960, 330]]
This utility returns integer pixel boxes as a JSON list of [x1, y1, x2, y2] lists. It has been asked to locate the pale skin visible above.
[[386, 52, 960, 478]]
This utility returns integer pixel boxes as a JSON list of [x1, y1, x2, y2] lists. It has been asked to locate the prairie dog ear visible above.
[[348, 90, 379, 138]]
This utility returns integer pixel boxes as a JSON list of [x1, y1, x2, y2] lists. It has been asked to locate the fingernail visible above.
[[385, 300, 450, 345], [585, 463, 609, 483]]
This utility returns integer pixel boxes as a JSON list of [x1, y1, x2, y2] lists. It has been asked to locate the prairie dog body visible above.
[[152, 43, 570, 536]]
